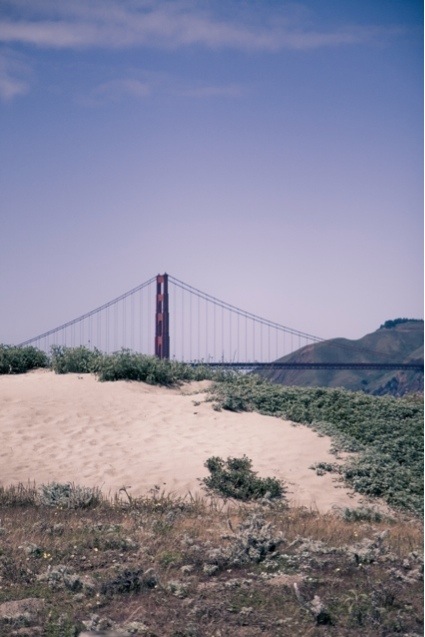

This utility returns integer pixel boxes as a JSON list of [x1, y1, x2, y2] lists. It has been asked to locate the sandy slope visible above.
[[0, 370, 366, 512]]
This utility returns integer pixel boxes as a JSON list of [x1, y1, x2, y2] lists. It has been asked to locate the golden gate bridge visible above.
[[17, 273, 423, 373]]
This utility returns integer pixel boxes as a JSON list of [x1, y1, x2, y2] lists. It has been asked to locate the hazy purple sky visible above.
[[1, 0, 423, 346]]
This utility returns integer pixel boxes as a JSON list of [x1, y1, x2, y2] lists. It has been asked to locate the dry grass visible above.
[[0, 484, 422, 636]]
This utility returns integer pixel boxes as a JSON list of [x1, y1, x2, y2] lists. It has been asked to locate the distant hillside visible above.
[[259, 319, 424, 397]]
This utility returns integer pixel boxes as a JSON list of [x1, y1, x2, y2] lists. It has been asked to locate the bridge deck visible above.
[[191, 362, 424, 371]]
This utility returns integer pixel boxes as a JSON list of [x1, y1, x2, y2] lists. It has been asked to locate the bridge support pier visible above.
[[155, 273, 170, 359]]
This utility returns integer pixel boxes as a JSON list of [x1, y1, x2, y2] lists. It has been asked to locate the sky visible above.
[[0, 0, 423, 347]]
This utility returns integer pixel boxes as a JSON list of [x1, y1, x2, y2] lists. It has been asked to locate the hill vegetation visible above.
[[380, 318, 424, 329]]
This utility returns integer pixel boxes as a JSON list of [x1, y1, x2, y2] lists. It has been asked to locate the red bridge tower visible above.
[[154, 273, 170, 359]]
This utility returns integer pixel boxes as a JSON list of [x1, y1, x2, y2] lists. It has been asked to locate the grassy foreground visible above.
[[0, 484, 423, 637]]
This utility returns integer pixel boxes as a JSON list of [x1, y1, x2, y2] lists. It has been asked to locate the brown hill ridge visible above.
[[260, 319, 424, 396]]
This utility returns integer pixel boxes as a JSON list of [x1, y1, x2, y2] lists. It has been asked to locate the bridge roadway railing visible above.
[[189, 362, 424, 372]]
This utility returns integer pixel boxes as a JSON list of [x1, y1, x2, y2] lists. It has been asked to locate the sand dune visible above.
[[0, 370, 366, 512]]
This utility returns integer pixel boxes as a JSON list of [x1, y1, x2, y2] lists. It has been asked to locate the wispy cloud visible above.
[[80, 71, 243, 106], [81, 77, 152, 106], [0, 0, 401, 52], [0, 49, 32, 101], [179, 84, 244, 99]]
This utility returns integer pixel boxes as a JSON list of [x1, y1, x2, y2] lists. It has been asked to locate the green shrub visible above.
[[100, 568, 144, 595], [310, 461, 341, 476], [342, 507, 386, 523], [47, 346, 229, 385], [0, 344, 49, 374], [96, 350, 219, 385], [39, 482, 103, 509], [202, 455, 285, 501], [380, 318, 423, 329], [51, 345, 103, 374]]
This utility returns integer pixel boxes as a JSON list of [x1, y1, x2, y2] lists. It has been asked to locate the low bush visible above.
[[202, 455, 286, 501], [95, 349, 218, 385], [0, 345, 49, 374], [341, 507, 387, 523], [203, 512, 285, 568], [0, 343, 229, 384], [39, 482, 103, 509], [50, 345, 103, 374], [100, 568, 144, 595]]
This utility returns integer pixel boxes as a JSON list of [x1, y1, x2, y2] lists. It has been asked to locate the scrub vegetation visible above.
[[0, 345, 49, 374], [0, 345, 221, 384], [202, 455, 285, 501], [0, 481, 422, 636], [49, 346, 221, 385]]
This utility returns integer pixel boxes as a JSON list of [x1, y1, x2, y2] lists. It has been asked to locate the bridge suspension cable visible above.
[[164, 275, 323, 363], [168, 275, 323, 343], [17, 276, 156, 351], [167, 276, 403, 364]]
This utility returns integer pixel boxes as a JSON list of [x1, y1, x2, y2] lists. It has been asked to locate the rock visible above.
[[0, 597, 45, 628]]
